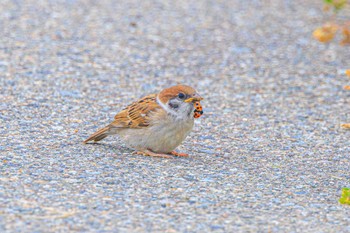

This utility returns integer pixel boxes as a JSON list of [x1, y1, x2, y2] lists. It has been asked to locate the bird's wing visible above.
[[109, 94, 162, 128]]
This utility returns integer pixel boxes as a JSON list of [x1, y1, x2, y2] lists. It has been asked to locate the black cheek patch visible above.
[[169, 102, 179, 109]]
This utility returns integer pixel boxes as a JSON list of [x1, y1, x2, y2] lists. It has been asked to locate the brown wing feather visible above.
[[109, 94, 161, 128], [84, 94, 161, 143]]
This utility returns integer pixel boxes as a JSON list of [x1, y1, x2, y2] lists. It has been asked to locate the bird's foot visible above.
[[170, 151, 189, 157], [135, 149, 173, 159]]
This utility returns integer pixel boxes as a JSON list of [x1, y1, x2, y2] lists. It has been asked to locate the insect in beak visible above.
[[193, 101, 203, 118]]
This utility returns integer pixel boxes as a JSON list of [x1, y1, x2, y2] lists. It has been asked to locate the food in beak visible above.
[[193, 101, 203, 118]]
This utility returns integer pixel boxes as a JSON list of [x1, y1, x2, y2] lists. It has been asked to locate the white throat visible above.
[[156, 96, 193, 121]]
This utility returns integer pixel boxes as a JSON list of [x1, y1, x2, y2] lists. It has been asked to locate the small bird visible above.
[[83, 85, 203, 158]]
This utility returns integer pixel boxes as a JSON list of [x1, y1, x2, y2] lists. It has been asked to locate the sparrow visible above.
[[83, 85, 203, 158]]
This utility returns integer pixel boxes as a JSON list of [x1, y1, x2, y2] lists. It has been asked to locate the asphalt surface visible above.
[[1, 0, 350, 232]]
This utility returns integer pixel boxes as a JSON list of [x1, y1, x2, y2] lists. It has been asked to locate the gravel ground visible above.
[[1, 0, 350, 232]]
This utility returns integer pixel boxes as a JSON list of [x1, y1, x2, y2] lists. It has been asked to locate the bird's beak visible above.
[[184, 94, 203, 103]]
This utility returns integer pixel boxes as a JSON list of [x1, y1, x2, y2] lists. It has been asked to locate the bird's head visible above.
[[157, 85, 203, 120]]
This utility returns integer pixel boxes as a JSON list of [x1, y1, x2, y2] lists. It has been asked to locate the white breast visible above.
[[118, 114, 194, 153]]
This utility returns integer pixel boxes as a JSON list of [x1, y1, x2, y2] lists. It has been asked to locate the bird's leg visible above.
[[135, 149, 173, 159], [170, 151, 189, 157]]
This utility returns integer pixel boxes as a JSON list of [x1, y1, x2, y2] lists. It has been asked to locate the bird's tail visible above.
[[83, 126, 112, 144]]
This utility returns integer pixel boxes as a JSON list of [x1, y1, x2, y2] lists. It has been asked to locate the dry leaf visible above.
[[346, 70, 350, 77], [313, 24, 338, 43], [340, 27, 350, 45], [341, 123, 350, 129], [323, 4, 331, 12], [344, 85, 350, 90]]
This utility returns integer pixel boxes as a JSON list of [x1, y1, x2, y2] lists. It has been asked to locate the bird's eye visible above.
[[178, 93, 185, 99]]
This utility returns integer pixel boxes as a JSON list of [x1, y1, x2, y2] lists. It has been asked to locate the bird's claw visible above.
[[170, 151, 189, 157], [135, 150, 173, 159]]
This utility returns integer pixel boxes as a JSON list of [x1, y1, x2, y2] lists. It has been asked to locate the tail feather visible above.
[[83, 126, 111, 144]]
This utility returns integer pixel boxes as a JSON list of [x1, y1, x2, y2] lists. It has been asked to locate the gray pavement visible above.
[[1, 0, 350, 232]]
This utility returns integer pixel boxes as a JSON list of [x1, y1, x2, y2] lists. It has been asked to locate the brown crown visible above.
[[158, 85, 197, 104]]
